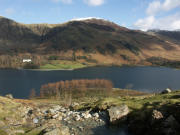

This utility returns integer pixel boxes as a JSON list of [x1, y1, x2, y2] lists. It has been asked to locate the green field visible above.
[[40, 60, 87, 70]]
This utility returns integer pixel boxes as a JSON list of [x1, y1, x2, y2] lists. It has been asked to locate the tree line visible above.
[[39, 79, 113, 99]]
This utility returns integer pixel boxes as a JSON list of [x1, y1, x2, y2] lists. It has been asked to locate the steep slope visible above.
[[0, 16, 180, 67], [40, 20, 169, 53], [0, 16, 59, 53], [147, 30, 180, 44]]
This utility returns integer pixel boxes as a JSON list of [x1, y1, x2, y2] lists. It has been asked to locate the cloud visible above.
[[51, 0, 72, 4], [51, 0, 105, 6], [134, 16, 155, 31], [5, 8, 15, 15], [134, 0, 180, 31], [83, 0, 105, 6], [147, 0, 180, 15], [134, 13, 180, 31]]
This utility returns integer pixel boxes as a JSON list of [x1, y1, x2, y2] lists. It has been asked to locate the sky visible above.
[[0, 0, 180, 31]]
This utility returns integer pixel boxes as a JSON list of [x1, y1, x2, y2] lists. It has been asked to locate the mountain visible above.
[[147, 29, 180, 44], [0, 16, 180, 68]]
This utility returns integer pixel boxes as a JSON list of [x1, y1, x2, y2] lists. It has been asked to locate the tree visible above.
[[29, 88, 36, 99], [72, 51, 76, 61]]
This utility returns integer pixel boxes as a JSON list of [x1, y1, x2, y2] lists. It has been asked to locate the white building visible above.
[[23, 59, 32, 63]]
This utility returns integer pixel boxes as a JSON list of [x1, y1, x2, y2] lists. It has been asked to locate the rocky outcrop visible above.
[[161, 88, 172, 94], [129, 106, 180, 135], [162, 115, 180, 135], [0, 97, 107, 135], [5, 94, 13, 99], [40, 126, 70, 135], [108, 105, 129, 124]]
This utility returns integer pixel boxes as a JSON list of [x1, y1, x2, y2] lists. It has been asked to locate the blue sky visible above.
[[0, 0, 180, 31]]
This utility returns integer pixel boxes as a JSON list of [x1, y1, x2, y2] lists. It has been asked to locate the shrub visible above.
[[23, 62, 40, 69], [48, 55, 59, 60]]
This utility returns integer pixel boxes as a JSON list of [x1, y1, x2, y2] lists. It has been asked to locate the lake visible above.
[[0, 66, 180, 99]]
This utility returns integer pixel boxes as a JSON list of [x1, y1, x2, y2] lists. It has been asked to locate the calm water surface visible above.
[[0, 66, 180, 99]]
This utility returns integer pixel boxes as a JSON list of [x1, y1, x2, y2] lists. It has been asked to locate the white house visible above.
[[23, 59, 32, 63]]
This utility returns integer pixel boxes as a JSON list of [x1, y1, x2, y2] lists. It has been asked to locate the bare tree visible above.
[[29, 88, 36, 99]]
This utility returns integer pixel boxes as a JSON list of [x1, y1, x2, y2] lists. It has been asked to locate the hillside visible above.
[[1, 89, 180, 135], [147, 30, 180, 44], [0, 16, 180, 69]]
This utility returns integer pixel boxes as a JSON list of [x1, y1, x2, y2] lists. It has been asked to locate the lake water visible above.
[[0, 66, 180, 99]]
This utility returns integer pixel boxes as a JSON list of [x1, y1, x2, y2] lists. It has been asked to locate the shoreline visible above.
[[0, 65, 179, 71]]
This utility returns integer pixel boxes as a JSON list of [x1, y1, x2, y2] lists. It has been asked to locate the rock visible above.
[[92, 113, 99, 118], [4, 117, 15, 124], [52, 114, 59, 119], [161, 88, 172, 94], [81, 112, 92, 119], [78, 126, 84, 131], [162, 115, 180, 135], [164, 115, 179, 127], [59, 108, 66, 113], [57, 115, 63, 121], [52, 105, 61, 112], [99, 111, 108, 117], [48, 109, 56, 114], [67, 121, 71, 124], [41, 126, 70, 135], [63, 117, 70, 121], [59, 126, 70, 135], [67, 111, 73, 116], [70, 102, 79, 109], [0, 120, 5, 127], [13, 130, 25, 134], [33, 118, 39, 124], [152, 110, 163, 120], [5, 94, 13, 99], [108, 105, 129, 124], [42, 128, 61, 135], [25, 126, 46, 135], [74, 115, 81, 121], [20, 117, 27, 124]]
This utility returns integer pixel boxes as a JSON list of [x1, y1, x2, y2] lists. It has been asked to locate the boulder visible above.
[[164, 115, 179, 127], [5, 94, 13, 99], [74, 115, 81, 121], [162, 115, 180, 135], [59, 108, 66, 113], [108, 105, 129, 124], [48, 109, 56, 114], [33, 118, 39, 124], [52, 105, 62, 112], [59, 126, 70, 135], [71, 102, 79, 107], [161, 88, 172, 94], [92, 113, 99, 118], [43, 128, 61, 135], [12, 130, 25, 134], [81, 111, 92, 119], [52, 114, 59, 119], [152, 110, 163, 120], [78, 126, 84, 131]]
